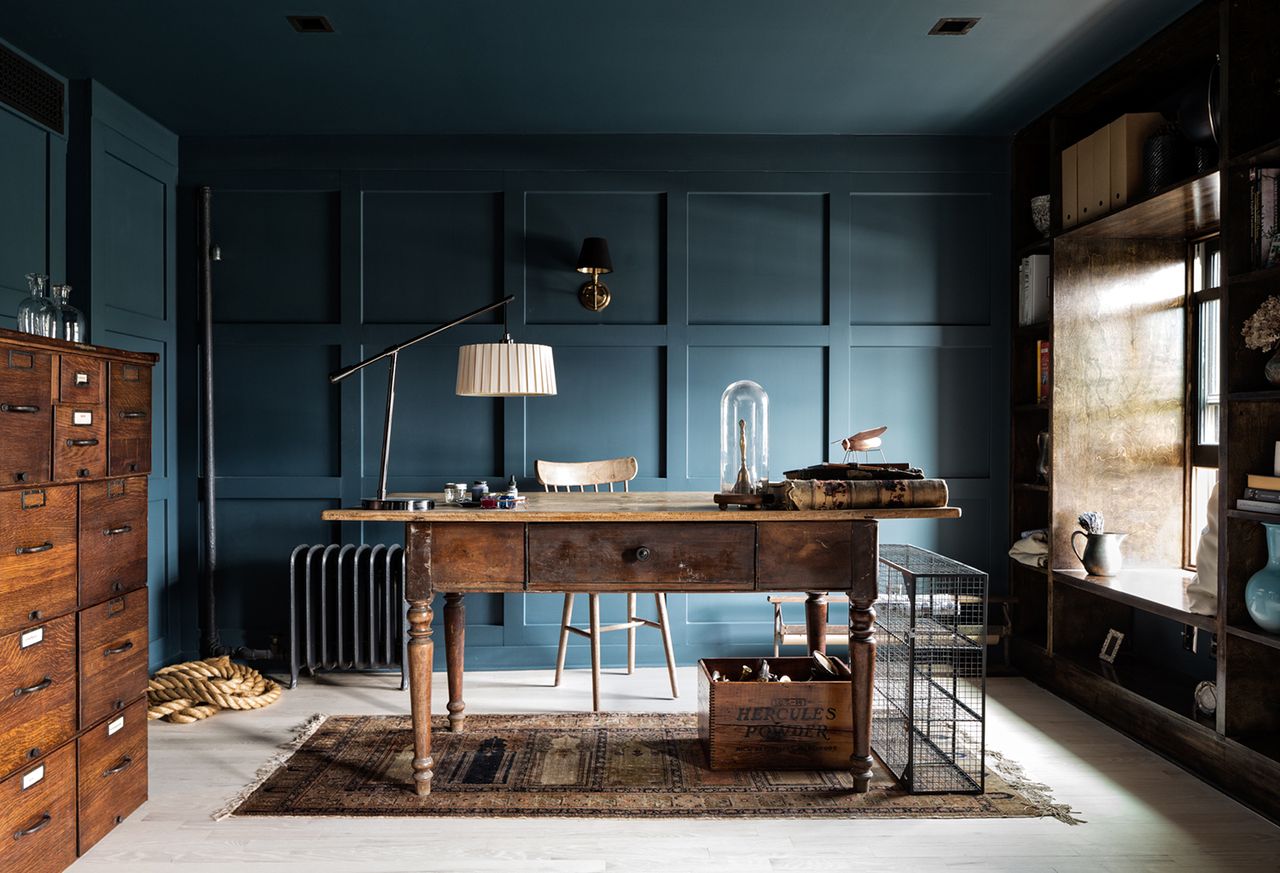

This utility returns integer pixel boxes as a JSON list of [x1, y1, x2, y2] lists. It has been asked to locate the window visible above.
[[1187, 237, 1220, 568]]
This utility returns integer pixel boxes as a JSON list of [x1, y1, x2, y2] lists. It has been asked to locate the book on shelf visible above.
[[1243, 487, 1280, 504], [1247, 473, 1280, 491], [1018, 254, 1050, 326], [1238, 498, 1280, 515], [1251, 167, 1280, 270], [1036, 340, 1051, 402]]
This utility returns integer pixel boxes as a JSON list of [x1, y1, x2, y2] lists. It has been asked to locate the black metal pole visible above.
[[198, 186, 220, 659], [198, 187, 272, 662]]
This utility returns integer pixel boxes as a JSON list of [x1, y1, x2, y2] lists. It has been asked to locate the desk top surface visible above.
[[323, 491, 961, 522]]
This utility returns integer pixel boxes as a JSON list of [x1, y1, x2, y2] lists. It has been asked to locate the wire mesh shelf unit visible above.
[[872, 544, 987, 794]]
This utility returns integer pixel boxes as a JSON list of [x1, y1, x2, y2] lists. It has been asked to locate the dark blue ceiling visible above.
[[3, 0, 1201, 136]]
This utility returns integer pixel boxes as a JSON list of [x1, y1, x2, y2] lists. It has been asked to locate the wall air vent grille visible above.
[[288, 15, 336, 33], [928, 18, 980, 36], [0, 42, 64, 134]]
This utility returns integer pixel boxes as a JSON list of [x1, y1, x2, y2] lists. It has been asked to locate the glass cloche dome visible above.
[[720, 380, 769, 494]]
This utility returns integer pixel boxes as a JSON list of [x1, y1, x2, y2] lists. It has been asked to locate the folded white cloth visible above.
[[1187, 483, 1218, 616], [1009, 530, 1048, 568]]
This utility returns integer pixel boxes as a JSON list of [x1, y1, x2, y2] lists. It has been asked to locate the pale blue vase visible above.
[[1246, 524, 1280, 633]]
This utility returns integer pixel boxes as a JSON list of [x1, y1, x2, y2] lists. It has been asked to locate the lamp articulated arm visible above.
[[329, 295, 515, 505]]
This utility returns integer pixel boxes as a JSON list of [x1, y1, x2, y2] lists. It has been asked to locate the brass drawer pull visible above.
[[635, 546, 652, 562], [16, 542, 53, 555], [104, 640, 134, 657], [66, 438, 99, 447], [14, 677, 52, 697], [0, 404, 39, 414], [103, 525, 133, 536], [119, 411, 147, 420], [13, 812, 51, 840], [102, 755, 133, 777]]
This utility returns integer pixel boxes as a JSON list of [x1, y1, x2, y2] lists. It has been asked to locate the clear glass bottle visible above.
[[49, 283, 86, 343], [720, 380, 769, 494], [16, 273, 54, 336]]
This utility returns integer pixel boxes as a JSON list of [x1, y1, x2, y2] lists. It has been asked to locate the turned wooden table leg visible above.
[[407, 598, 435, 796], [848, 597, 876, 793], [444, 592, 466, 732], [804, 591, 828, 654], [848, 519, 878, 794]]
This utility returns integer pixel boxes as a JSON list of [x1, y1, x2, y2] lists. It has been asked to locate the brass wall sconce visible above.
[[576, 236, 613, 312]]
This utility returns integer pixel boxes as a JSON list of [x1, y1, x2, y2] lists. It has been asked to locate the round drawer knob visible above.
[[635, 546, 651, 562]]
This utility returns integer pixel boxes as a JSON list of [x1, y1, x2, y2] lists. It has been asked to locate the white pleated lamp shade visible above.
[[456, 342, 557, 397]]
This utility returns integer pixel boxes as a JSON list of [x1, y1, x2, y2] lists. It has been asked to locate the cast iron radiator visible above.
[[289, 544, 409, 690]]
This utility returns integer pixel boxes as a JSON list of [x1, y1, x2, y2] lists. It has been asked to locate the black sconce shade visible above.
[[576, 237, 614, 274]]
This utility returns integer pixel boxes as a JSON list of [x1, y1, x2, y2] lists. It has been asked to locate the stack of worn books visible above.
[[769, 462, 948, 510], [1238, 473, 1280, 516]]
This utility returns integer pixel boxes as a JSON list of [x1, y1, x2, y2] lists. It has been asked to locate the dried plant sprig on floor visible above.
[[1243, 295, 1280, 352], [1078, 511, 1105, 535]]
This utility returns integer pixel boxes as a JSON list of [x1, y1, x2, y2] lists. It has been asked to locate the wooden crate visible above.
[[697, 657, 853, 770]]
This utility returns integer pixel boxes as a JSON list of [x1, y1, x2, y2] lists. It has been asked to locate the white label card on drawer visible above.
[[108, 716, 124, 736], [73, 410, 93, 425], [21, 765, 44, 790], [19, 627, 43, 648]]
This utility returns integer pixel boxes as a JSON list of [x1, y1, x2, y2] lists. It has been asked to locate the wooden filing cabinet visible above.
[[0, 328, 154, 873]]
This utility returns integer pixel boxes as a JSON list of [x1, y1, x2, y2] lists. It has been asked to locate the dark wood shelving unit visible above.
[[1057, 171, 1220, 241], [1013, 481, 1049, 492], [1054, 649, 1214, 729], [1228, 622, 1280, 652], [1052, 568, 1215, 631], [1228, 265, 1280, 286], [1009, 0, 1280, 822], [1228, 390, 1280, 402], [1015, 239, 1052, 259]]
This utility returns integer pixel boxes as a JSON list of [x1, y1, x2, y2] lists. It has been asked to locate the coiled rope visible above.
[[147, 656, 282, 724]]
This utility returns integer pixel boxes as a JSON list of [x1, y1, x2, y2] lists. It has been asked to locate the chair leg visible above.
[[554, 592, 574, 687], [626, 592, 637, 675], [589, 593, 602, 712], [655, 593, 679, 698]]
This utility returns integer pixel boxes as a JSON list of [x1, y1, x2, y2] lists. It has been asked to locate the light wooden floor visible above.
[[72, 668, 1280, 872]]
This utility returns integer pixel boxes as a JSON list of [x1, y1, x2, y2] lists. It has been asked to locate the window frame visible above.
[[1185, 233, 1221, 569]]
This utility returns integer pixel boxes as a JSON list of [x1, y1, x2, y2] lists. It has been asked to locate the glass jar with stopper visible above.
[[48, 283, 86, 343], [16, 273, 54, 337]]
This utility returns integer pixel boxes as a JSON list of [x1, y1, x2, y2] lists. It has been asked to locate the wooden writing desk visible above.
[[324, 492, 959, 796]]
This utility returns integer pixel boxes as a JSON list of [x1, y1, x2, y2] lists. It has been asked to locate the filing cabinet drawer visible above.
[[53, 404, 106, 481], [77, 697, 147, 854], [0, 744, 77, 873], [108, 362, 151, 477], [58, 354, 104, 404], [0, 615, 76, 779], [0, 486, 77, 636], [79, 477, 148, 606], [79, 590, 148, 729], [527, 523, 755, 589], [0, 348, 53, 486]]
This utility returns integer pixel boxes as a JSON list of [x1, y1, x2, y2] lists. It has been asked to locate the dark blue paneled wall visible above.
[[180, 135, 1010, 670]]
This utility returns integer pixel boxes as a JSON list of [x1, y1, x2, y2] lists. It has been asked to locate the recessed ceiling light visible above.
[[287, 15, 335, 33], [929, 17, 980, 36]]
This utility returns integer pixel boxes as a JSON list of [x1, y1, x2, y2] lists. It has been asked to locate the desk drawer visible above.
[[108, 362, 151, 477], [79, 591, 148, 728], [527, 523, 754, 590], [758, 522, 853, 590], [0, 615, 76, 778], [0, 348, 53, 486], [59, 354, 104, 404], [0, 486, 77, 636], [0, 744, 77, 873], [53, 404, 107, 481], [80, 477, 148, 606], [78, 697, 147, 854]]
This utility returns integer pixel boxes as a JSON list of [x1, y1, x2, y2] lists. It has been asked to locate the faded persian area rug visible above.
[[223, 713, 1079, 822]]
